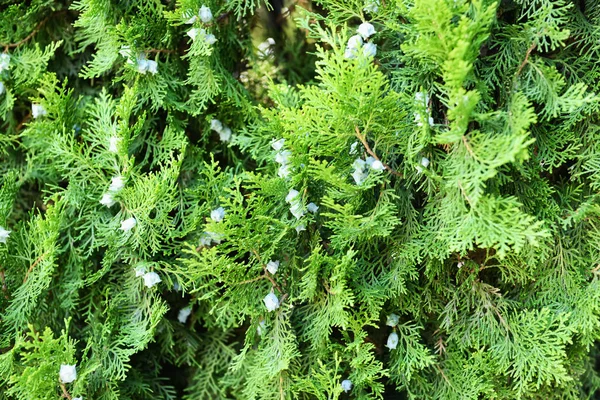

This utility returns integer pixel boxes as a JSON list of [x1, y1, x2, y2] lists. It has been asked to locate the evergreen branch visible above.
[[0, 2, 598, 398]]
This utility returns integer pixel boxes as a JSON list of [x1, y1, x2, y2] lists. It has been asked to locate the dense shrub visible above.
[[1, 0, 600, 399]]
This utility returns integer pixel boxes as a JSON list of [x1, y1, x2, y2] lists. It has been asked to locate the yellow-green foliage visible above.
[[1, 0, 600, 399]]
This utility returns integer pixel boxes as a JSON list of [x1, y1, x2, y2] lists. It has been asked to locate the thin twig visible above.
[[237, 275, 266, 285], [515, 43, 536, 78], [216, 11, 232, 23], [251, 249, 288, 304], [435, 365, 454, 390], [0, 269, 8, 299], [251, 249, 262, 263], [462, 135, 475, 157], [493, 305, 510, 333], [251, 249, 283, 291], [323, 280, 333, 294], [23, 252, 48, 283], [2, 11, 69, 51], [15, 112, 32, 133], [262, 265, 284, 294], [457, 180, 473, 207], [276, 1, 299, 24], [59, 382, 72, 400], [435, 336, 446, 356], [146, 48, 177, 55], [354, 126, 403, 178]]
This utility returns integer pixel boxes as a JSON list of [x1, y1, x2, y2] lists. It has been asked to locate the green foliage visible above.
[[1, 0, 600, 399]]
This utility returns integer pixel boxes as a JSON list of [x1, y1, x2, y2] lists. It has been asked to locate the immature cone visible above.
[[263, 292, 280, 312], [341, 379, 353, 393], [362, 42, 377, 58], [59, 364, 77, 383], [178, 307, 192, 323], [32, 103, 47, 119], [363, 0, 379, 13], [386, 313, 399, 327], [271, 138, 285, 151], [370, 159, 384, 171], [285, 189, 299, 203], [199, 5, 213, 23], [357, 22, 376, 39], [211, 207, 225, 222], [109, 176, 125, 192], [266, 260, 280, 275], [0, 53, 10, 72], [108, 136, 120, 153], [120, 217, 136, 232], [386, 332, 399, 350], [143, 272, 161, 288], [0, 226, 10, 243], [99, 193, 115, 208]]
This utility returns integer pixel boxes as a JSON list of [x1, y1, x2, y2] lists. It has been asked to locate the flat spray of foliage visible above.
[[0, 0, 599, 399]]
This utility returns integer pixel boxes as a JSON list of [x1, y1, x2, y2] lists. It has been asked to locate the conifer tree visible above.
[[1, 0, 600, 399]]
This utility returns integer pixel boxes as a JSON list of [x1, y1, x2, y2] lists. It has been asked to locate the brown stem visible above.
[[462, 135, 475, 157], [279, 374, 284, 400], [493, 305, 510, 332], [237, 275, 266, 285], [2, 11, 69, 51], [457, 181, 473, 207], [15, 112, 32, 133], [59, 382, 72, 400], [323, 280, 333, 294], [23, 252, 48, 283], [276, 1, 298, 24], [251, 249, 288, 303], [354, 126, 403, 178], [146, 48, 177, 55], [435, 365, 454, 390], [262, 265, 284, 294], [0, 269, 8, 299], [435, 336, 446, 356], [516, 43, 536, 78], [216, 11, 232, 23]]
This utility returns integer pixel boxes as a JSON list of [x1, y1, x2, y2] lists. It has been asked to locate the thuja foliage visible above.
[[0, 0, 600, 398]]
